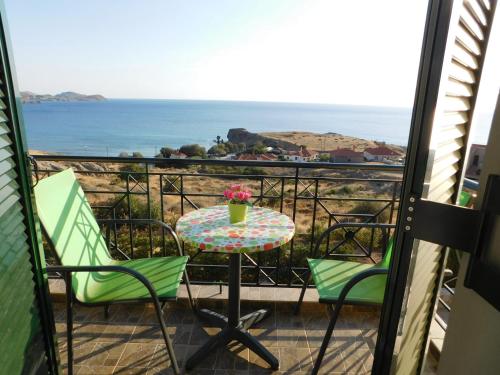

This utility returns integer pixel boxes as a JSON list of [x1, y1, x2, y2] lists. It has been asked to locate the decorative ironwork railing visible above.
[[32, 155, 403, 287]]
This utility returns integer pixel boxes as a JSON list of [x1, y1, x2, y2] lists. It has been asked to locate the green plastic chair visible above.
[[34, 169, 195, 375], [299, 192, 472, 374], [459, 190, 472, 207], [294, 222, 395, 375]]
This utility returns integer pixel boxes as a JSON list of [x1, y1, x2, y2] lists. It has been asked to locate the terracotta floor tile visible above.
[[278, 347, 312, 373], [248, 346, 280, 372], [85, 342, 127, 367], [52, 296, 386, 374], [99, 323, 136, 343], [276, 327, 309, 348], [214, 342, 249, 371], [75, 364, 116, 374], [310, 346, 346, 374], [116, 342, 157, 369]]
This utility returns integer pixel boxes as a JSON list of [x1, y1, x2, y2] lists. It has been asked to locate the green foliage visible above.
[[198, 165, 267, 176], [117, 151, 144, 158], [119, 164, 148, 182], [213, 135, 224, 144], [318, 153, 331, 162], [208, 144, 227, 156], [250, 141, 267, 154], [159, 147, 176, 158], [225, 142, 246, 153], [114, 195, 161, 220], [208, 142, 245, 156], [349, 201, 390, 222], [338, 185, 353, 195], [180, 144, 207, 158], [163, 178, 181, 193]]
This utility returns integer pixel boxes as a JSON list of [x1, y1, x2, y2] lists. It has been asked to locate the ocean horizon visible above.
[[21, 98, 491, 157]]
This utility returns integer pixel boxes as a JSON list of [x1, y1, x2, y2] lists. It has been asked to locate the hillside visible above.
[[260, 131, 405, 153], [21, 91, 106, 104]]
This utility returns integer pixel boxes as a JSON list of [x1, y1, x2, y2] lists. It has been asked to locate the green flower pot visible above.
[[228, 203, 248, 224]]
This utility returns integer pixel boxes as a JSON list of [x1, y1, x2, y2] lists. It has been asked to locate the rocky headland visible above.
[[21, 91, 106, 104]]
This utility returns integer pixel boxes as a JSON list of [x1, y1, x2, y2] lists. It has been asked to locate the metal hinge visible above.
[[408, 174, 500, 311], [410, 197, 481, 253]]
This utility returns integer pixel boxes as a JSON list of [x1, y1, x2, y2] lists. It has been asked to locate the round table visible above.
[[176, 205, 295, 370]]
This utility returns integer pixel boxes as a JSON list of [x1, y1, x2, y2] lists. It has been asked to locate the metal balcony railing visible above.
[[31, 155, 403, 287]]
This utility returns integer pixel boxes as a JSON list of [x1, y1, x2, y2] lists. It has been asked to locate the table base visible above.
[[185, 253, 279, 371], [185, 308, 278, 370]]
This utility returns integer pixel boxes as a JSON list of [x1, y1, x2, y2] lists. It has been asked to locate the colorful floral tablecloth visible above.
[[176, 205, 295, 253]]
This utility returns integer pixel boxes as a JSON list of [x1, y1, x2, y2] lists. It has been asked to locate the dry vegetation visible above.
[[261, 131, 405, 153]]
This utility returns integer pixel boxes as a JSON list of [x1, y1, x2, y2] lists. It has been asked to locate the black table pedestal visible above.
[[185, 253, 279, 371]]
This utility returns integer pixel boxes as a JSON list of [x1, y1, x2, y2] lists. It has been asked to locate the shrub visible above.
[[338, 185, 353, 195], [318, 153, 331, 162], [159, 147, 176, 158], [197, 165, 267, 176], [250, 141, 267, 154], [349, 201, 389, 223], [180, 144, 207, 158], [207, 144, 227, 156], [114, 195, 161, 220], [119, 164, 148, 183], [163, 178, 181, 193]]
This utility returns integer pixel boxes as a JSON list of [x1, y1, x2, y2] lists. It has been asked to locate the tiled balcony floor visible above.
[[53, 299, 381, 374]]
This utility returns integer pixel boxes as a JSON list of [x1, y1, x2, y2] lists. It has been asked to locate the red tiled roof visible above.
[[329, 148, 363, 157], [364, 146, 401, 156]]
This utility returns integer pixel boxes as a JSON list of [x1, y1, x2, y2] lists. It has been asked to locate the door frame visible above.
[[373, 0, 498, 373]]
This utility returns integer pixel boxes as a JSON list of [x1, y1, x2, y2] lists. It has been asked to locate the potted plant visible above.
[[223, 184, 252, 223]]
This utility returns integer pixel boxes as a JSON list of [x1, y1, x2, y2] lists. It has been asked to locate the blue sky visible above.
[[4, 1, 497, 110]]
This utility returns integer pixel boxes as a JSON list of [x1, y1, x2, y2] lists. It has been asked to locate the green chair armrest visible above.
[[334, 267, 389, 307], [46, 264, 161, 303], [313, 222, 396, 259], [97, 219, 184, 256]]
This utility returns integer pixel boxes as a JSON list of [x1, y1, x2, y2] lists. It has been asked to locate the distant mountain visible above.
[[20, 91, 106, 104]]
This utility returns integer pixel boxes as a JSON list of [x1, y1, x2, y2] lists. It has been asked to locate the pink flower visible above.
[[223, 189, 234, 200], [224, 185, 252, 203], [236, 191, 252, 202]]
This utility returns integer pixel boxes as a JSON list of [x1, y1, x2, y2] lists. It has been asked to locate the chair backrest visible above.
[[34, 169, 112, 269], [459, 190, 472, 207]]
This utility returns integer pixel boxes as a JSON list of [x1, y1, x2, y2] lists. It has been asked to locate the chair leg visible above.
[[151, 295, 180, 375], [103, 305, 110, 319], [294, 271, 311, 315], [65, 274, 74, 375], [183, 270, 197, 313], [311, 303, 342, 375]]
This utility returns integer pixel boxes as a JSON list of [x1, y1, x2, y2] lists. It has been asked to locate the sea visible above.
[[21, 99, 491, 156]]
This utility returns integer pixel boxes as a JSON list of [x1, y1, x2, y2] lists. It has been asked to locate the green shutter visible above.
[[0, 2, 58, 374], [394, 0, 497, 373]]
